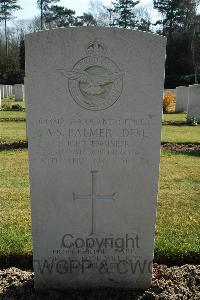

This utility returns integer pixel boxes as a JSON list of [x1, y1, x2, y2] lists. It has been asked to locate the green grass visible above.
[[2, 98, 25, 109], [0, 150, 31, 255], [156, 152, 200, 257], [161, 125, 200, 144], [163, 113, 187, 123], [0, 150, 199, 258], [0, 122, 27, 142], [161, 113, 200, 144], [0, 110, 26, 119]]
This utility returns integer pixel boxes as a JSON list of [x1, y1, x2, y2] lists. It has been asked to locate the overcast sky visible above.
[[14, 0, 153, 20]]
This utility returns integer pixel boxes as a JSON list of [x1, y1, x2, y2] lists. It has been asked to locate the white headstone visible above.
[[7, 85, 10, 97], [8, 85, 12, 96], [176, 86, 189, 112], [10, 85, 13, 96], [14, 84, 24, 101], [25, 28, 166, 290], [187, 84, 200, 122], [1, 85, 5, 99], [5, 85, 8, 98]]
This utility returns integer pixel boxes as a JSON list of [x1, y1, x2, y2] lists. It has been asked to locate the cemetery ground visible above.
[[0, 109, 200, 299]]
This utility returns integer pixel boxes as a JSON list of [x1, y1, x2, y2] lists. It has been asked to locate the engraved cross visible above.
[[73, 170, 115, 236]]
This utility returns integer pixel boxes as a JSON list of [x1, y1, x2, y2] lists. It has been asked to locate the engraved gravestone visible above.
[[14, 84, 24, 101], [1, 85, 5, 99], [176, 86, 189, 112], [25, 28, 166, 290], [187, 84, 200, 122]]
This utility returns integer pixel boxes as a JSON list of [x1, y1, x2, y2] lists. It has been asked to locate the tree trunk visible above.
[[191, 28, 199, 84], [40, 0, 43, 30], [194, 67, 198, 84], [169, 5, 174, 42], [124, 3, 127, 28], [108, 9, 112, 27], [5, 14, 8, 57]]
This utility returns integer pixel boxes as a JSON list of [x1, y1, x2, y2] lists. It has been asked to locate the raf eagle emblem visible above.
[[57, 40, 123, 111], [57, 69, 123, 96]]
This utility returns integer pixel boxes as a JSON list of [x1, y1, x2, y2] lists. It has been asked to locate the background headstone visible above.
[[176, 86, 189, 112], [8, 85, 13, 96], [187, 84, 200, 122], [1, 85, 5, 99], [14, 84, 24, 101], [5, 85, 7, 98], [25, 28, 166, 290]]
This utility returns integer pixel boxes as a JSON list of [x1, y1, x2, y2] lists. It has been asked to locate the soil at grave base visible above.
[[0, 141, 200, 155], [0, 264, 199, 300], [161, 143, 200, 154], [0, 141, 28, 151]]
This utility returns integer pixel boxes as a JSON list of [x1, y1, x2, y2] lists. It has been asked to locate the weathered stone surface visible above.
[[176, 86, 189, 112], [25, 27, 166, 290], [14, 84, 24, 101], [188, 84, 200, 122], [0, 85, 5, 99]]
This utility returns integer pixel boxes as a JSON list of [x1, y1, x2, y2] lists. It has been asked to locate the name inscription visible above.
[[33, 116, 154, 168]]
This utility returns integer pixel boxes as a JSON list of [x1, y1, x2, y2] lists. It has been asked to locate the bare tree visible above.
[[191, 15, 200, 83], [135, 4, 153, 31], [88, 0, 110, 26], [0, 0, 21, 57], [37, 0, 60, 30]]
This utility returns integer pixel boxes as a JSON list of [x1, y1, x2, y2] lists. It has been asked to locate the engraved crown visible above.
[[87, 40, 105, 57]]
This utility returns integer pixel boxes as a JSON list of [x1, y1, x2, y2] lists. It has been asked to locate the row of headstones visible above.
[[165, 84, 200, 121], [0, 85, 13, 99], [0, 84, 25, 102]]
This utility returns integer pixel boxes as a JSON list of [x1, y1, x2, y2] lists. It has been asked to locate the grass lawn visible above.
[[0, 111, 26, 119], [0, 149, 199, 258], [161, 112, 200, 144], [0, 150, 31, 255], [0, 122, 27, 142], [163, 113, 186, 123], [156, 152, 200, 257], [161, 125, 200, 144], [2, 98, 25, 109]]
